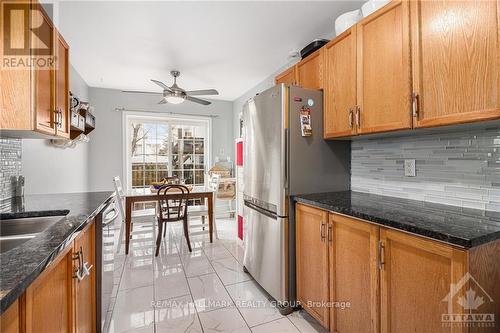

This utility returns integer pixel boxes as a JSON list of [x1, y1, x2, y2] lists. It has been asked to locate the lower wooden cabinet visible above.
[[295, 203, 499, 333], [0, 219, 96, 333], [296, 204, 329, 327]]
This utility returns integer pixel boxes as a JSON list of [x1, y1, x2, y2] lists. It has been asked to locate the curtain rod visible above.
[[114, 107, 219, 118]]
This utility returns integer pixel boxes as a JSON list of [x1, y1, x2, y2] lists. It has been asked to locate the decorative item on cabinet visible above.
[[68, 95, 96, 140]]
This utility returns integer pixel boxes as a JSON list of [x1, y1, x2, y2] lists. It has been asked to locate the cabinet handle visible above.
[[320, 222, 326, 242], [327, 224, 332, 243], [355, 106, 361, 128], [348, 108, 353, 128], [378, 241, 385, 270], [412, 92, 419, 118]]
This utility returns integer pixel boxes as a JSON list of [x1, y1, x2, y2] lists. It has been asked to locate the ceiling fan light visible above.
[[164, 95, 184, 104]]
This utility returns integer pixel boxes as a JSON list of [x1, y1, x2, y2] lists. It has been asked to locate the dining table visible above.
[[124, 186, 214, 255]]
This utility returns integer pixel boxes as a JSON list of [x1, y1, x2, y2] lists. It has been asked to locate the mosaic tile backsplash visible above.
[[0, 138, 22, 200], [351, 127, 500, 212]]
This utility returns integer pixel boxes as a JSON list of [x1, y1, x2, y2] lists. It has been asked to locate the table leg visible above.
[[208, 193, 214, 243], [125, 198, 132, 255]]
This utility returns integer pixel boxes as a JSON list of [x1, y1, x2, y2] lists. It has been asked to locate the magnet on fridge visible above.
[[299, 107, 312, 137]]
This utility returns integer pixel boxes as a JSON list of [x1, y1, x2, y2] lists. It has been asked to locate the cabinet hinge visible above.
[[412, 92, 419, 118]]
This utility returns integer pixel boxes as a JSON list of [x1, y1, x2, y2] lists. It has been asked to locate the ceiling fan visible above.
[[122, 70, 218, 105]]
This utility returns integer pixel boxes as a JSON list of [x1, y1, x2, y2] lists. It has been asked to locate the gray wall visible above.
[[21, 65, 90, 195], [351, 127, 500, 212], [0, 139, 22, 199], [88, 87, 234, 192]]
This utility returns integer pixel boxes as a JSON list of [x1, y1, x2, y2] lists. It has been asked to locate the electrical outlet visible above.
[[404, 159, 416, 177]]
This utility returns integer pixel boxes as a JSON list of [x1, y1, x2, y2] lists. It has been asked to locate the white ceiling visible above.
[[54, 1, 362, 101]]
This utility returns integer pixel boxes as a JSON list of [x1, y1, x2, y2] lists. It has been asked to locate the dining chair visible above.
[[155, 184, 192, 256], [186, 173, 220, 239], [113, 176, 156, 253]]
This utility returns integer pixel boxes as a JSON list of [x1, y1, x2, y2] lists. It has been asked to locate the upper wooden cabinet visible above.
[[296, 204, 329, 328], [323, 27, 357, 138], [411, 0, 500, 127], [356, 0, 412, 134], [1, 0, 70, 139], [275, 66, 297, 86], [296, 49, 323, 90], [275, 49, 323, 89]]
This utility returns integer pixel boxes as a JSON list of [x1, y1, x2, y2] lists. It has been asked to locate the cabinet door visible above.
[[275, 66, 297, 85], [25, 247, 73, 333], [323, 27, 357, 138], [329, 214, 379, 333], [0, 300, 20, 333], [411, 0, 500, 128], [380, 229, 467, 333], [297, 50, 323, 90], [55, 32, 70, 138], [296, 204, 329, 328], [73, 221, 96, 333], [356, 0, 412, 134], [32, 4, 56, 136]]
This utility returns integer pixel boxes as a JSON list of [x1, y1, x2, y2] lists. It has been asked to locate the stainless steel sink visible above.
[[0, 216, 64, 254]]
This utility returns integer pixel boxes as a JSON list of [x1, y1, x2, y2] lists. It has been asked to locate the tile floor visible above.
[[106, 217, 327, 333]]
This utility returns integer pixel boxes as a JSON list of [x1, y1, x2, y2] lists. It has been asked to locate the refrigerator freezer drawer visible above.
[[243, 201, 288, 302]]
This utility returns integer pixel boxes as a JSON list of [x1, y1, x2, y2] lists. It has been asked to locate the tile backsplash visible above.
[[351, 127, 500, 212], [0, 138, 22, 200]]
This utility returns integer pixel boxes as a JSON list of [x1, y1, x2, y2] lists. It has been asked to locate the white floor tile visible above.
[[224, 242, 245, 265], [251, 318, 300, 333], [155, 271, 190, 301], [155, 295, 203, 333], [119, 257, 154, 291], [198, 306, 251, 333], [212, 256, 252, 286], [226, 280, 283, 327], [180, 253, 215, 277], [287, 310, 329, 333], [188, 273, 234, 312], [203, 245, 233, 261], [110, 285, 155, 332]]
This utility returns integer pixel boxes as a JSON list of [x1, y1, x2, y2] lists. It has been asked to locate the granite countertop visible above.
[[0, 191, 114, 314], [294, 191, 500, 249]]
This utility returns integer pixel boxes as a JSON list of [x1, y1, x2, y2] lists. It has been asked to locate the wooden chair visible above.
[[113, 176, 156, 253], [155, 184, 191, 256]]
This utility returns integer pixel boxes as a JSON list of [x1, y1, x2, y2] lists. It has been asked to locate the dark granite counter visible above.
[[0, 191, 114, 314], [294, 191, 500, 249]]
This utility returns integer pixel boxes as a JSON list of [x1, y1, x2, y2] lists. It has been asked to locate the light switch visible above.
[[404, 159, 416, 177]]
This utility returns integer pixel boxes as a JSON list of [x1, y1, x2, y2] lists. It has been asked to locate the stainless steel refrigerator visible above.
[[242, 84, 350, 314]]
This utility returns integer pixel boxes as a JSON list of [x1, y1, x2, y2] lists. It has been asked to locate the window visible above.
[[125, 114, 210, 190]]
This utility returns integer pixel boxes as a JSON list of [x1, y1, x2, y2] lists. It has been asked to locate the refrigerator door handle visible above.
[[283, 128, 289, 189]]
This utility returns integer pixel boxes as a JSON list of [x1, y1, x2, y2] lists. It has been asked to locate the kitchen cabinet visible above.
[[275, 66, 297, 86], [25, 246, 74, 333], [356, 0, 412, 134], [296, 49, 323, 90], [295, 204, 329, 327], [410, 0, 500, 128], [0, 300, 20, 333], [380, 229, 467, 333], [329, 213, 379, 333], [0, 0, 70, 139], [323, 27, 357, 138], [73, 222, 96, 333], [295, 203, 499, 333], [275, 50, 323, 89]]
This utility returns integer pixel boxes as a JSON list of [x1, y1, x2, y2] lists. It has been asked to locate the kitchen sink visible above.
[[0, 216, 65, 254]]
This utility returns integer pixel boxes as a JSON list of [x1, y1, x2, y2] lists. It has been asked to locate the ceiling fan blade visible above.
[[122, 90, 163, 95], [185, 96, 211, 105], [158, 99, 167, 104], [185, 89, 219, 96], [151, 79, 173, 92]]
